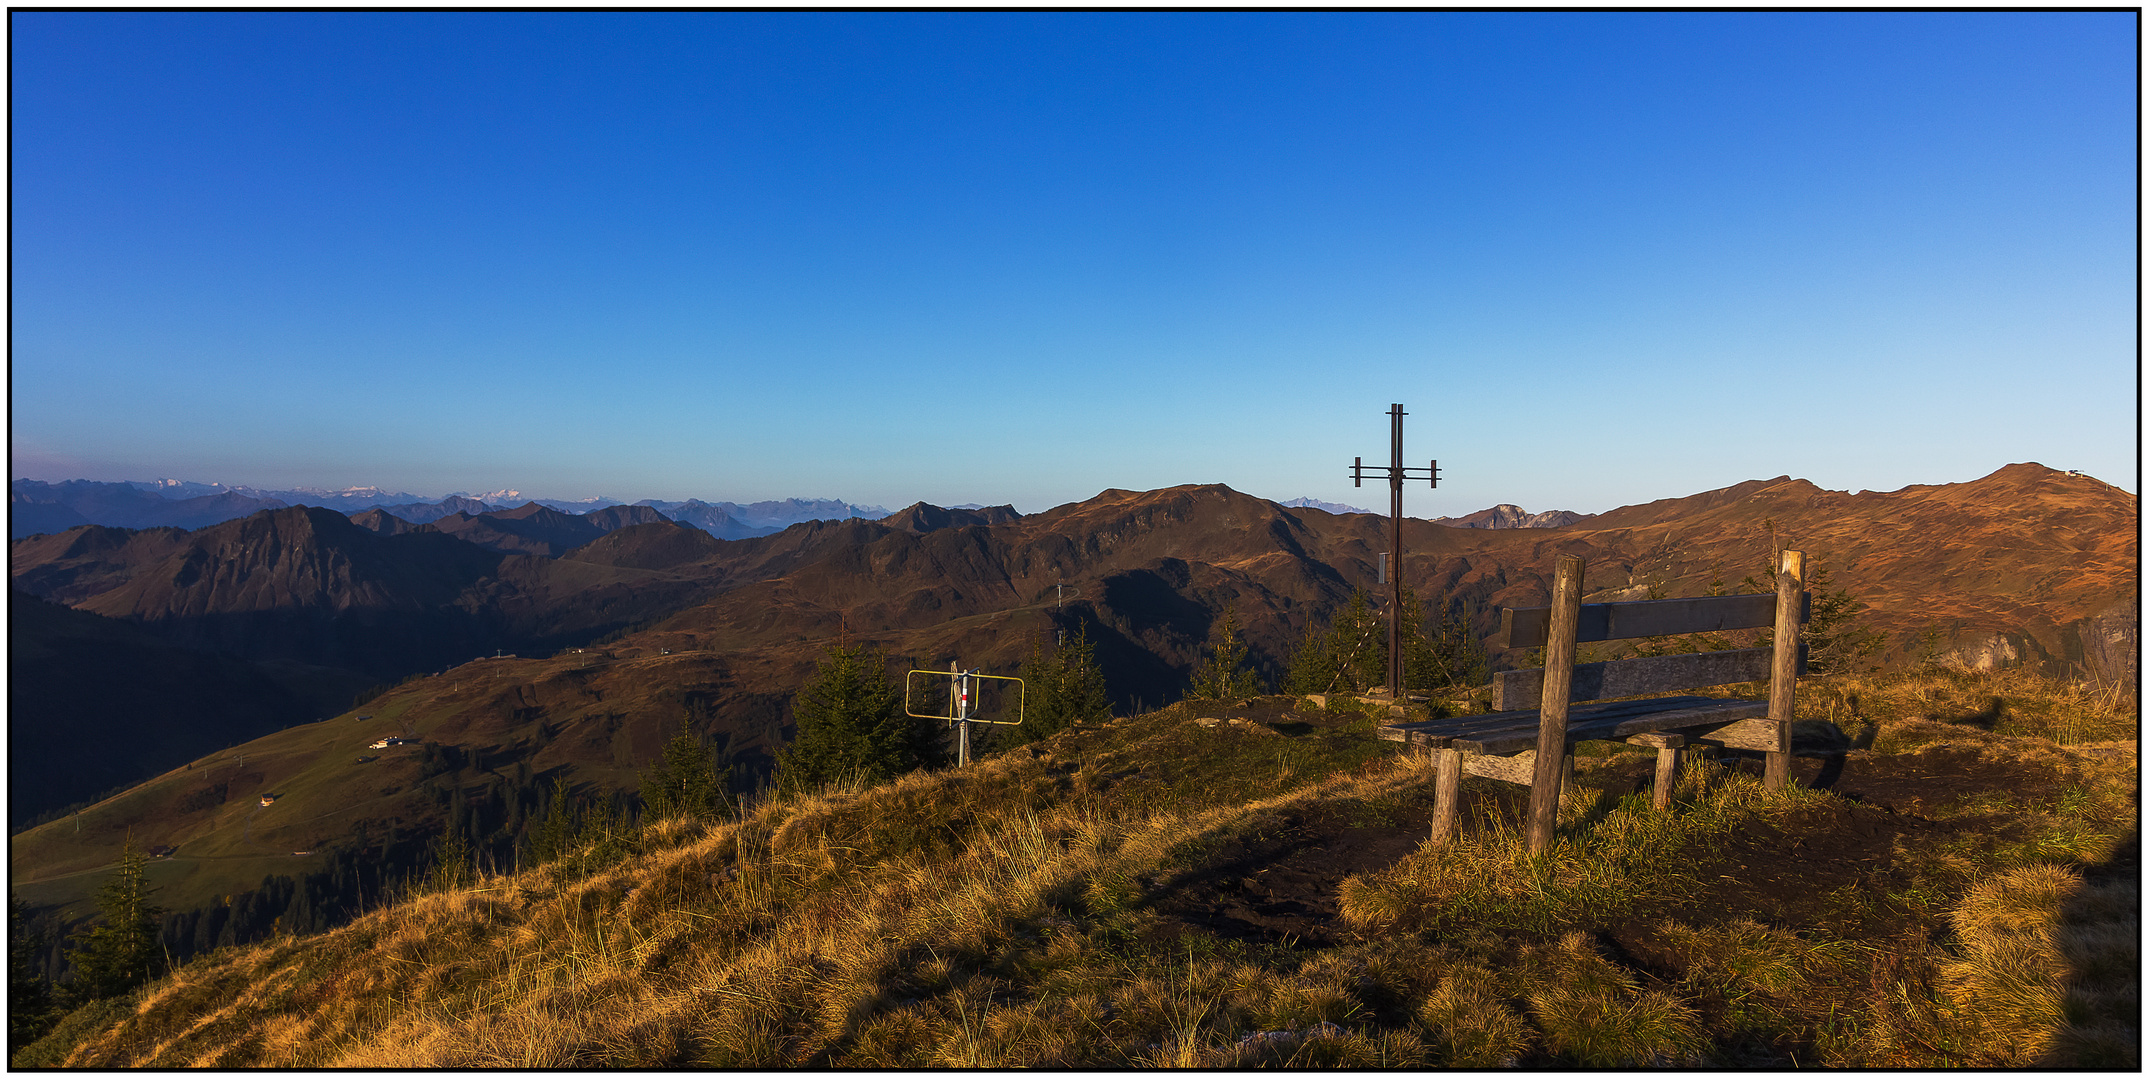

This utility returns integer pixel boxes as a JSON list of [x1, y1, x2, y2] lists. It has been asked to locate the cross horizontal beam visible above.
[[1351, 458, 1440, 487]]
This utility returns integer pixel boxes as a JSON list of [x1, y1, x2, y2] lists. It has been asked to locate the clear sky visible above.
[[11, 12, 2137, 515]]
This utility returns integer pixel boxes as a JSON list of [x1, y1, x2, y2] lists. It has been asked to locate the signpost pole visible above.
[[951, 660, 969, 767]]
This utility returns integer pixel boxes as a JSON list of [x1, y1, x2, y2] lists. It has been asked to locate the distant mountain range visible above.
[[8, 479, 894, 540], [1278, 496, 1372, 514]]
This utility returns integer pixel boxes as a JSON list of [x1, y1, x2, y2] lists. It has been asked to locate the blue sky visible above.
[[11, 12, 2136, 515]]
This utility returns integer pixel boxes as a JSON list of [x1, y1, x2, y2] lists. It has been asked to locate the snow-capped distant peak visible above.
[[284, 485, 401, 498], [1278, 496, 1374, 515]]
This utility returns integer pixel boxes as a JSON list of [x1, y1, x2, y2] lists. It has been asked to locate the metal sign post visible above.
[[906, 663, 1025, 767], [1351, 403, 1440, 700], [952, 660, 969, 767]]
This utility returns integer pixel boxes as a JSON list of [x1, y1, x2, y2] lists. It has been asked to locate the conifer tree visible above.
[[65, 837, 165, 1004], [1189, 608, 1264, 701], [778, 644, 933, 790], [524, 774, 578, 870], [426, 791, 472, 893], [640, 720, 731, 822], [1017, 625, 1112, 741], [10, 890, 56, 1051], [1284, 589, 1383, 694], [1285, 587, 1486, 695], [1418, 600, 1491, 691], [1282, 620, 1341, 696], [1736, 552, 1883, 675]]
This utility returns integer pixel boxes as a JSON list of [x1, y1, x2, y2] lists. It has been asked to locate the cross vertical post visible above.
[[1350, 404, 1440, 701], [1388, 404, 1405, 698]]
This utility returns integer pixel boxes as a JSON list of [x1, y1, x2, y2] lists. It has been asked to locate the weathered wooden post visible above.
[[1428, 744, 1464, 848], [1526, 555, 1584, 853], [1765, 550, 1804, 791]]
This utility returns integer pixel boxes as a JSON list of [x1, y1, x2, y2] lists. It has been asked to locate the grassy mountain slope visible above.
[[9, 643, 789, 923], [19, 667, 2135, 1068]]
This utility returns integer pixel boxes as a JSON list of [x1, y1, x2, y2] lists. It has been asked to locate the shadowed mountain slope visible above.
[[417, 502, 677, 557], [59, 507, 513, 676], [428, 503, 607, 557], [347, 508, 424, 536], [583, 504, 671, 532], [10, 524, 194, 605], [561, 521, 728, 572], [629, 500, 776, 540], [8, 591, 316, 827]]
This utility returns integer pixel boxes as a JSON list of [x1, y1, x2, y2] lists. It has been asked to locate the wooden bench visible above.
[[1378, 551, 1809, 852]]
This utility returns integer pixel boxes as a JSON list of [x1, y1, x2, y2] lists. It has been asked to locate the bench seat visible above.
[[1377, 696, 1768, 755]]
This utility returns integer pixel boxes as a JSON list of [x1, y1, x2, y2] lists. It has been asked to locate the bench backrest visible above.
[[1491, 590, 1810, 710]]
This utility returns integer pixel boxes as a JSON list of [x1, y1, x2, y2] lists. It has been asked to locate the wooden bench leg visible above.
[[1652, 746, 1680, 812], [1626, 732, 1686, 812], [1764, 750, 1791, 790], [1429, 749, 1464, 849], [1763, 718, 1792, 792]]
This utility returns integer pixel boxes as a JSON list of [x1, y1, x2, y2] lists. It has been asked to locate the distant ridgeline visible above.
[[9, 477, 894, 541]]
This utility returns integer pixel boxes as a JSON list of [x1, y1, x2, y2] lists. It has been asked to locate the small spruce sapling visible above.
[[640, 720, 732, 822], [1189, 608, 1264, 701]]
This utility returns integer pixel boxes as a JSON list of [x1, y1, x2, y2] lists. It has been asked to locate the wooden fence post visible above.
[[1764, 550, 1804, 791], [1527, 555, 1584, 853]]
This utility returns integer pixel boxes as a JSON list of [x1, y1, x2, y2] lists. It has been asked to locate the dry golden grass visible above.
[[1524, 931, 1707, 1066], [1822, 665, 2137, 747], [19, 671, 2138, 1069], [1415, 960, 1532, 1066]]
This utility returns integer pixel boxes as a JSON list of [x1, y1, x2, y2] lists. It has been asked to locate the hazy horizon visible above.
[[12, 458, 2124, 522]]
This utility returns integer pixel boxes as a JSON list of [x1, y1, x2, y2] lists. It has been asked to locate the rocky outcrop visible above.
[[1431, 504, 1588, 530]]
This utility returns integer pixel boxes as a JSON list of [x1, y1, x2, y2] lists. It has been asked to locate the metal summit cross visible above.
[[1350, 403, 1439, 699]]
